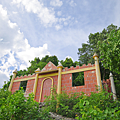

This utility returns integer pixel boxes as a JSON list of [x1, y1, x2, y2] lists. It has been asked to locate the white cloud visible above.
[[57, 11, 62, 16], [55, 16, 73, 29], [8, 20, 17, 28], [59, 16, 71, 24], [7, 51, 16, 65], [12, 0, 57, 26], [0, 5, 7, 19], [0, 71, 9, 88], [64, 22, 68, 26], [69, 0, 76, 7], [0, 38, 3, 41], [12, 0, 73, 29], [16, 43, 50, 67], [64, 56, 74, 61], [0, 4, 26, 57], [50, 0, 63, 7], [12, 11, 18, 14], [55, 24, 62, 30], [0, 4, 51, 88], [19, 64, 28, 70], [0, 4, 50, 60]]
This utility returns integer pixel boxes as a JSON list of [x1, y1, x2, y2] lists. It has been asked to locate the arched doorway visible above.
[[39, 77, 53, 102]]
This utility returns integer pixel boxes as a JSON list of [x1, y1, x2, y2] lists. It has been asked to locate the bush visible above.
[[44, 88, 120, 119], [44, 87, 83, 118], [0, 88, 50, 120], [74, 90, 120, 120]]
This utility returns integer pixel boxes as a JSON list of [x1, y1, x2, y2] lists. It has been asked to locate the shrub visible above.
[[44, 87, 120, 119], [74, 90, 120, 120], [44, 87, 83, 118], [0, 88, 50, 120]]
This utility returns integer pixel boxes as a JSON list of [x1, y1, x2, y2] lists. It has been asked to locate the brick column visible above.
[[8, 69, 17, 91], [93, 53, 102, 91]]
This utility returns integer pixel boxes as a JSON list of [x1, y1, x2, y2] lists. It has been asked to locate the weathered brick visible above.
[[11, 62, 111, 103]]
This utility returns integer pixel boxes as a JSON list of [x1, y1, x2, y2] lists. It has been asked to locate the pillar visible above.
[[110, 72, 117, 100], [8, 69, 17, 91], [56, 63, 63, 111], [93, 53, 102, 91], [33, 68, 40, 98], [57, 63, 63, 94]]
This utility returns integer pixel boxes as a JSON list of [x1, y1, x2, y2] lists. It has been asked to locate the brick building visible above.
[[9, 54, 103, 102]]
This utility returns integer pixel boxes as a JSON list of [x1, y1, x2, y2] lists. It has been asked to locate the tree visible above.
[[78, 43, 93, 65], [78, 24, 119, 66], [18, 55, 59, 75], [41, 55, 59, 66], [60, 58, 78, 68], [98, 30, 120, 74], [27, 55, 59, 73], [98, 30, 120, 97], [78, 24, 120, 78], [78, 24, 120, 98]]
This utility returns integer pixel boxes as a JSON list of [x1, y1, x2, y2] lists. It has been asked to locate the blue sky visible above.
[[0, 0, 120, 88]]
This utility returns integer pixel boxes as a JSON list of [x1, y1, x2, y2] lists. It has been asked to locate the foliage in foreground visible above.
[[45, 88, 82, 118], [0, 88, 50, 120], [74, 91, 120, 120], [44, 88, 120, 119]]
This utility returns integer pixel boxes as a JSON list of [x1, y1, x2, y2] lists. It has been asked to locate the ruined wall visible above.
[[11, 63, 97, 102], [61, 64, 97, 95], [11, 82, 20, 93], [11, 74, 35, 94]]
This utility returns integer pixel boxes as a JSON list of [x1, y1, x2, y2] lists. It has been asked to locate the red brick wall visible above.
[[61, 64, 97, 95], [61, 69, 97, 95], [12, 74, 35, 94], [24, 79, 35, 97], [11, 82, 20, 93], [11, 63, 98, 102]]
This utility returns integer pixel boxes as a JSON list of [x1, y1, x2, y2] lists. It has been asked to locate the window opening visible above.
[[72, 72, 84, 87], [19, 81, 28, 92]]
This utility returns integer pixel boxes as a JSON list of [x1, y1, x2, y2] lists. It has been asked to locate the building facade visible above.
[[9, 54, 103, 102]]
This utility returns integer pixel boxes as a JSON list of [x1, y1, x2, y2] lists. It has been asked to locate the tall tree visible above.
[[98, 30, 120, 97], [60, 58, 79, 68], [98, 30, 120, 74], [78, 24, 119, 65], [78, 24, 120, 98]]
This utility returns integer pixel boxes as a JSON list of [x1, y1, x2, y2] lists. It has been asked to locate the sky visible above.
[[0, 0, 120, 88]]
